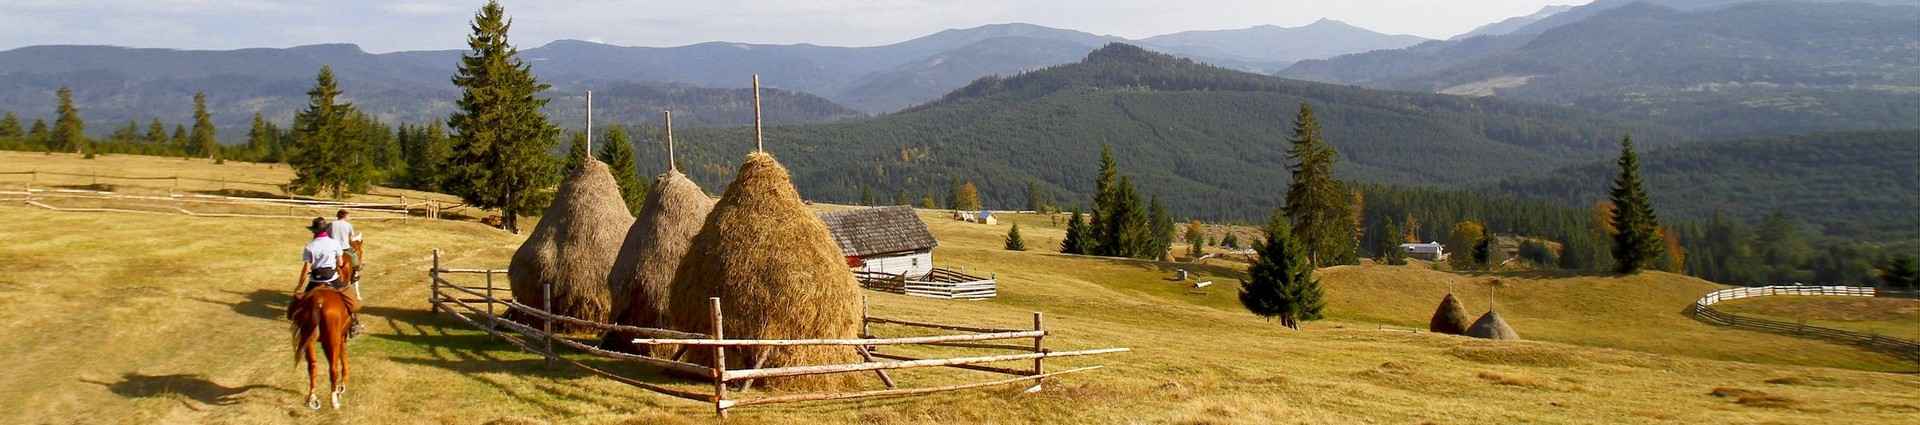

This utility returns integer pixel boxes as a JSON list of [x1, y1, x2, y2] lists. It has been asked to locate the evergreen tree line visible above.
[[1058, 145, 1176, 260]]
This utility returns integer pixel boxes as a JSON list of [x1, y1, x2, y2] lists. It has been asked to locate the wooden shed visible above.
[[818, 206, 939, 278]]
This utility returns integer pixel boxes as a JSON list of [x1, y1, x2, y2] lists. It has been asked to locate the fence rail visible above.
[[1689, 285, 1920, 362], [1, 169, 468, 220], [855, 267, 998, 300], [426, 249, 1125, 417]]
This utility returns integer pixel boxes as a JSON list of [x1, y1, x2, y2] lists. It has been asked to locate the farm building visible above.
[[1399, 242, 1448, 261], [819, 206, 939, 278]]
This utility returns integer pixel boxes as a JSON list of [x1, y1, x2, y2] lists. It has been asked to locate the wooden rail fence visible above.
[[854, 267, 998, 300], [1689, 285, 1920, 362], [0, 170, 461, 220], [427, 249, 1127, 417]]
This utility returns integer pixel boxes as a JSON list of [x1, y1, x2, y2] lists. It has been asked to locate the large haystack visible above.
[[1428, 293, 1471, 335], [1465, 311, 1521, 340], [600, 170, 715, 354], [509, 160, 635, 333], [666, 152, 864, 390]]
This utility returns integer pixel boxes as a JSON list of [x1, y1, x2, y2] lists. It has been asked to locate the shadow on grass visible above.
[[1087, 256, 1250, 283], [191, 289, 288, 321], [1452, 269, 1595, 280], [189, 188, 291, 199], [81, 372, 291, 408]]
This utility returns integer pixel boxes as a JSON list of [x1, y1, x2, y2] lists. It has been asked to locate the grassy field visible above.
[[2, 155, 1917, 424], [1715, 296, 1920, 340]]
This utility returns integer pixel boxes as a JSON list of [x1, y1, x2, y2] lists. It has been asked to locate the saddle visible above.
[[288, 285, 362, 321]]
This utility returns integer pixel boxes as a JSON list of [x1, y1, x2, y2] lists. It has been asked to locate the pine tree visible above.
[[1376, 217, 1401, 262], [949, 180, 982, 210], [444, 0, 562, 234], [860, 185, 876, 206], [27, 119, 49, 148], [1147, 195, 1174, 260], [1025, 180, 1048, 212], [246, 112, 270, 159], [596, 125, 647, 212], [403, 124, 451, 190], [1883, 256, 1918, 290], [1607, 136, 1664, 274], [1238, 210, 1326, 330], [920, 194, 938, 209], [190, 91, 218, 161], [1282, 103, 1352, 267], [145, 119, 167, 144], [110, 120, 138, 143], [288, 66, 359, 198], [1088, 145, 1118, 255], [1061, 209, 1090, 254], [170, 125, 188, 156], [51, 86, 86, 155], [564, 132, 590, 173], [1005, 223, 1028, 251], [1185, 219, 1207, 258], [0, 112, 20, 138], [1101, 176, 1151, 258], [1222, 232, 1240, 250]]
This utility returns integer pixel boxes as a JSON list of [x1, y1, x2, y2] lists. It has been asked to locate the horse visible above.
[[290, 286, 352, 410]]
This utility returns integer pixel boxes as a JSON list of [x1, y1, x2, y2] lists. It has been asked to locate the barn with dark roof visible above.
[[818, 206, 939, 278]]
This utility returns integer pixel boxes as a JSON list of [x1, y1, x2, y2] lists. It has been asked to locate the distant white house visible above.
[[1400, 242, 1447, 261]]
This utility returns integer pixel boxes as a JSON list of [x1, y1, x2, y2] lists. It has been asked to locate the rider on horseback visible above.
[[329, 210, 360, 282], [297, 217, 361, 337]]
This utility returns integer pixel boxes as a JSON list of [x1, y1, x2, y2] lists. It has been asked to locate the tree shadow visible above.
[[1453, 269, 1593, 280], [189, 188, 290, 199], [191, 289, 288, 321], [80, 372, 291, 408]]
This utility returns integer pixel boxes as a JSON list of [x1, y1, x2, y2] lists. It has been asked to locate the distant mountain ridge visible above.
[[0, 20, 1433, 137], [1451, 5, 1575, 40]]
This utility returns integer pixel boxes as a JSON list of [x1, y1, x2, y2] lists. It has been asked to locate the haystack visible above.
[[666, 152, 864, 390], [600, 170, 715, 354], [509, 160, 635, 333], [1428, 293, 1471, 335], [1465, 311, 1521, 340]]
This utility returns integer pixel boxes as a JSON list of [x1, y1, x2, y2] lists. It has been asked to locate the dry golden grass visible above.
[[2, 157, 1919, 423], [1715, 295, 1920, 340]]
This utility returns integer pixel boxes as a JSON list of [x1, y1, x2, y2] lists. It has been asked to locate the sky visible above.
[[0, 0, 1588, 52]]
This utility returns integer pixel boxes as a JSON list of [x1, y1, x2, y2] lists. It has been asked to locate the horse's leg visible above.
[[303, 331, 321, 410], [331, 313, 349, 407], [322, 312, 344, 409]]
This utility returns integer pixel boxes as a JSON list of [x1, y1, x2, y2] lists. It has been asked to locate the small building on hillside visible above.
[[820, 206, 940, 278], [1400, 242, 1448, 261]]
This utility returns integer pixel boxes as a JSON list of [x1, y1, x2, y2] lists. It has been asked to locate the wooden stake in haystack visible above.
[[752, 74, 764, 152], [1466, 281, 1520, 340], [602, 110, 716, 354], [586, 90, 594, 152]]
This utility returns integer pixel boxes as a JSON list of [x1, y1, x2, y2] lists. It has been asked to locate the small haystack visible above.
[[1428, 293, 1471, 335], [666, 152, 864, 390], [509, 160, 635, 333], [600, 170, 715, 354], [1465, 311, 1521, 340]]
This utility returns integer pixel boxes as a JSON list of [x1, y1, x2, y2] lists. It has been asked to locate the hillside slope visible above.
[[1493, 131, 1920, 242], [662, 44, 1673, 221]]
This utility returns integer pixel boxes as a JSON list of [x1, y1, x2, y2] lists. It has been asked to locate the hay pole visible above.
[[709, 297, 730, 417], [724, 347, 1129, 381], [630, 330, 1045, 347], [585, 90, 593, 153], [752, 74, 763, 152], [729, 366, 1104, 408], [663, 110, 676, 171]]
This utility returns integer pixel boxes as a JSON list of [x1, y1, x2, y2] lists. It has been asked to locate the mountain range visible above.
[[0, 20, 1429, 138], [1279, 0, 1920, 138]]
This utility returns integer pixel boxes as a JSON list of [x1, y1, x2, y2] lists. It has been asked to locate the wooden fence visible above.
[[0, 170, 460, 220], [854, 267, 998, 300], [427, 249, 1126, 417], [1689, 285, 1920, 362]]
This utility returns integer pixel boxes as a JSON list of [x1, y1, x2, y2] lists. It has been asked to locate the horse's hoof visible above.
[[306, 396, 321, 411], [331, 392, 341, 409]]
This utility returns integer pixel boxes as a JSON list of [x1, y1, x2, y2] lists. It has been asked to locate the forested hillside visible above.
[[655, 44, 1672, 222], [1494, 131, 1920, 243]]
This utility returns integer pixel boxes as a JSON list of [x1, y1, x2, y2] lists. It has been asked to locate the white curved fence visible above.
[[1690, 285, 1918, 363]]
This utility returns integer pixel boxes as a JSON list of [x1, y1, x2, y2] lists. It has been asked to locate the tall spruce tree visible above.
[[1061, 209, 1090, 254], [0, 112, 20, 138], [246, 112, 271, 159], [1282, 103, 1352, 267], [1238, 210, 1326, 330], [403, 124, 451, 190], [170, 125, 188, 154], [596, 125, 647, 212], [444, 0, 562, 234], [1607, 136, 1664, 274], [564, 132, 590, 173], [1147, 195, 1174, 260], [27, 119, 48, 148], [288, 66, 359, 198], [1883, 256, 1918, 290], [144, 119, 166, 144], [1102, 176, 1151, 258], [1375, 217, 1401, 262], [190, 91, 218, 161], [111, 120, 138, 143], [1088, 145, 1118, 255], [1026, 180, 1048, 212], [51, 86, 86, 155], [1005, 223, 1028, 251]]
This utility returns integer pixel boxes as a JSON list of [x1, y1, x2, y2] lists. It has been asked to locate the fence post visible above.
[[1031, 311, 1046, 392], [485, 270, 496, 338], [543, 282, 555, 368], [430, 249, 441, 314], [709, 297, 729, 418], [170, 176, 178, 197], [23, 170, 33, 201]]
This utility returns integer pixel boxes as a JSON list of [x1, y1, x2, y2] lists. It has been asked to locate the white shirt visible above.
[[303, 237, 342, 281], [328, 219, 357, 246]]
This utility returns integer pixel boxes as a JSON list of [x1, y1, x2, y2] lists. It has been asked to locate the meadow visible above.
[[0, 154, 1915, 424]]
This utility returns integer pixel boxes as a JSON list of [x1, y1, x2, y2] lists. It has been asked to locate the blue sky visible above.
[[0, 0, 1584, 52]]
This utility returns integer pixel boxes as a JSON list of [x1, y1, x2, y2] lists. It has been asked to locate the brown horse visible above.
[[290, 254, 356, 410]]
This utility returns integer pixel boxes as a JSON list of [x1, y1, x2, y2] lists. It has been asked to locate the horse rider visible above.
[[298, 217, 361, 337], [329, 209, 361, 283]]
